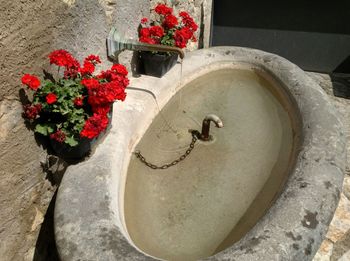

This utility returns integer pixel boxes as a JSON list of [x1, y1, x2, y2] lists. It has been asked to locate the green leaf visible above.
[[63, 79, 77, 87], [47, 125, 55, 133], [35, 124, 48, 135], [65, 136, 79, 147], [34, 123, 54, 136]]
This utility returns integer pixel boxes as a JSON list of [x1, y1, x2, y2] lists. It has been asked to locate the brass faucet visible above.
[[106, 27, 185, 60]]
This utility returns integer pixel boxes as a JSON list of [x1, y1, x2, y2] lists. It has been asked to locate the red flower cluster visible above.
[[49, 50, 80, 79], [139, 28, 155, 44], [96, 65, 129, 87], [46, 93, 57, 104], [21, 74, 41, 90], [111, 64, 128, 76], [21, 49, 129, 148], [48, 50, 103, 79], [180, 11, 198, 32], [50, 130, 66, 143], [80, 113, 109, 139], [139, 26, 165, 44], [79, 61, 95, 76], [79, 55, 102, 76], [23, 104, 42, 119], [154, 4, 173, 15], [87, 81, 126, 106], [49, 50, 80, 71], [139, 4, 198, 49], [85, 55, 101, 65], [141, 17, 148, 24], [163, 14, 178, 29], [81, 78, 100, 89], [74, 97, 84, 107], [174, 27, 194, 48], [91, 104, 111, 115], [80, 63, 129, 138]]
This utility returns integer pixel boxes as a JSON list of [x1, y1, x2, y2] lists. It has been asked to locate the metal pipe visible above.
[[200, 114, 224, 141], [107, 27, 185, 60]]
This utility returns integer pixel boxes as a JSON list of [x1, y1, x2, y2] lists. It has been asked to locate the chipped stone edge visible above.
[[54, 47, 346, 261]]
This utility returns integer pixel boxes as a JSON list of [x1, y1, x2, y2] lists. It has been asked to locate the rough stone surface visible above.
[[0, 0, 149, 260], [308, 72, 350, 261], [54, 47, 346, 261]]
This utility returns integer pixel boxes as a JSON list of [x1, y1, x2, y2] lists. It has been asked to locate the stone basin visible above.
[[125, 67, 301, 260], [54, 47, 346, 261]]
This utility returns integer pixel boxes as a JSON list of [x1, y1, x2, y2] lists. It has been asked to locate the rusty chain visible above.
[[134, 131, 198, 170]]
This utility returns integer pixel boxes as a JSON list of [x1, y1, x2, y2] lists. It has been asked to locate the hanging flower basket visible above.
[[21, 50, 129, 160]]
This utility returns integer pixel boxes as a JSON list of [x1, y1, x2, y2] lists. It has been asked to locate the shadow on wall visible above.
[[32, 154, 70, 260], [33, 191, 60, 261], [330, 56, 350, 99]]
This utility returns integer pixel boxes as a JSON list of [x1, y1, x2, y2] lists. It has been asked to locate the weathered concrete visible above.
[[0, 0, 149, 260], [309, 73, 350, 261], [54, 47, 346, 260]]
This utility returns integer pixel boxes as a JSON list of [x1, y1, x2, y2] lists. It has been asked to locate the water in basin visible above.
[[123, 68, 299, 260]]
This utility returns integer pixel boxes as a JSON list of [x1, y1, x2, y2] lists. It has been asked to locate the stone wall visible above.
[[0, 0, 149, 260]]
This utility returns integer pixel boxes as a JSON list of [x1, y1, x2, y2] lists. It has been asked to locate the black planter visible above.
[[140, 51, 178, 77], [49, 107, 113, 160], [50, 137, 94, 160]]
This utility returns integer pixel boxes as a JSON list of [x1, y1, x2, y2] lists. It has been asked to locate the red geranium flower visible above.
[[138, 4, 197, 50], [50, 130, 66, 143], [22, 49, 129, 148], [163, 14, 178, 29], [139, 28, 157, 44], [92, 104, 111, 115], [154, 4, 173, 15], [140, 27, 150, 38], [46, 93, 57, 104], [48, 50, 80, 69], [111, 64, 128, 76], [81, 78, 100, 89], [80, 113, 109, 139], [180, 11, 198, 32], [140, 36, 157, 44], [149, 26, 164, 38], [97, 70, 129, 88], [21, 74, 41, 90], [23, 104, 42, 119], [87, 80, 126, 106], [64, 68, 79, 79], [174, 27, 194, 48], [141, 17, 148, 24], [85, 55, 101, 65], [79, 61, 95, 76], [74, 97, 84, 107]]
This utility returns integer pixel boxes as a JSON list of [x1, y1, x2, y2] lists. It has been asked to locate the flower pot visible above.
[[140, 51, 178, 78], [50, 137, 94, 160], [49, 107, 113, 160]]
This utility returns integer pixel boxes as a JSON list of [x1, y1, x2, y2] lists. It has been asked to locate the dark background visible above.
[[211, 1, 350, 73]]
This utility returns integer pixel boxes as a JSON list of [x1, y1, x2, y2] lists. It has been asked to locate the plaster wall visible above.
[[0, 0, 149, 260]]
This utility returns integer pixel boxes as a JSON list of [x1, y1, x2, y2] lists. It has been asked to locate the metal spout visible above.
[[107, 27, 185, 60], [200, 114, 224, 141]]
